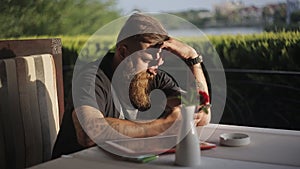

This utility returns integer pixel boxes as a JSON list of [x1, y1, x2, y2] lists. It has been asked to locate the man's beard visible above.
[[129, 70, 154, 111], [114, 56, 155, 111]]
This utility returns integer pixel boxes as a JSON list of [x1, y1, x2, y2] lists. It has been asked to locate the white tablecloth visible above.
[[200, 124, 300, 167], [29, 124, 300, 169]]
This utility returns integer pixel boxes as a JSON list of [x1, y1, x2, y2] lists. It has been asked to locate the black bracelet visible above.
[[184, 55, 203, 66]]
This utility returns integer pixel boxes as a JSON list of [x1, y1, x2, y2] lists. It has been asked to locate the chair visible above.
[[0, 39, 64, 169]]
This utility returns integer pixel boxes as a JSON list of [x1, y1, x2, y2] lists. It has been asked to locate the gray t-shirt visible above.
[[52, 52, 180, 159]]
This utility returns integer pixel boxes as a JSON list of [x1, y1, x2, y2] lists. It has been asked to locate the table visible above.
[[200, 124, 300, 167], [28, 124, 300, 169]]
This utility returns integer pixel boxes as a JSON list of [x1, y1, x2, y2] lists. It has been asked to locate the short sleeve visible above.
[[151, 70, 181, 97], [72, 62, 118, 117]]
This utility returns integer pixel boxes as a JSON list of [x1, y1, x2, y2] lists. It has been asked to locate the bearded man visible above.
[[52, 13, 210, 158]]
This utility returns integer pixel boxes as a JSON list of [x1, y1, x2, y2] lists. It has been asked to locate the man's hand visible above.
[[161, 37, 198, 59], [194, 105, 211, 126]]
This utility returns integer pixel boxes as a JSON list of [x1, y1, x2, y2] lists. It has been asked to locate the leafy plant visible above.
[[180, 88, 210, 114]]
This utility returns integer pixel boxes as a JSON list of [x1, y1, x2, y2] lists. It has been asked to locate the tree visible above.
[[0, 0, 120, 38], [60, 0, 120, 35]]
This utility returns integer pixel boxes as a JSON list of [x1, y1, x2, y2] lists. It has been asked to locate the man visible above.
[[52, 13, 210, 159]]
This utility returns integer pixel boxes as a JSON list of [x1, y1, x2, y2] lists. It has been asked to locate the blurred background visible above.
[[1, 0, 300, 130], [1, 0, 298, 37]]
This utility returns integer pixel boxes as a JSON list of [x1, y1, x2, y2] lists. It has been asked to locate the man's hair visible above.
[[117, 13, 169, 45]]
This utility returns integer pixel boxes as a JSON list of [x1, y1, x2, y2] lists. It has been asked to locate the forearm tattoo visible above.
[[73, 108, 156, 145], [73, 105, 178, 147], [196, 80, 206, 91]]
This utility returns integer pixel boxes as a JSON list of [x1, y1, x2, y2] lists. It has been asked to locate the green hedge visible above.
[[13, 32, 300, 99], [190, 31, 300, 71], [58, 31, 300, 71], [5, 32, 300, 130], [214, 32, 300, 71], [7, 32, 300, 70]]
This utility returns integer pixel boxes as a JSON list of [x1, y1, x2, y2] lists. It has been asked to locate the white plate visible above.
[[219, 133, 250, 147]]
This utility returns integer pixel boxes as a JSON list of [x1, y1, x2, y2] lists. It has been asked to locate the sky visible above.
[[116, 0, 286, 14]]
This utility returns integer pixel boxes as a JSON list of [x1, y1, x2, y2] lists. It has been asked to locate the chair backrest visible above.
[[0, 39, 64, 123], [0, 38, 64, 169], [0, 54, 60, 168]]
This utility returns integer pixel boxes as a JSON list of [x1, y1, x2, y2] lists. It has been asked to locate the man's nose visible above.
[[149, 55, 164, 67], [147, 66, 158, 75]]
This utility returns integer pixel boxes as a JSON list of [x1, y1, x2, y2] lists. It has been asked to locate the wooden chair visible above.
[[0, 39, 64, 168]]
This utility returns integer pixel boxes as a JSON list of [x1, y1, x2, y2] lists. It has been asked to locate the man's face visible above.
[[127, 39, 164, 76], [116, 38, 165, 110]]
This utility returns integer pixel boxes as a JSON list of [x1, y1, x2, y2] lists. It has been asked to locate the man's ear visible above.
[[117, 44, 127, 59]]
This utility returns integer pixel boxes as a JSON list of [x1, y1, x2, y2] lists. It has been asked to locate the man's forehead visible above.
[[135, 34, 168, 45], [141, 38, 163, 46]]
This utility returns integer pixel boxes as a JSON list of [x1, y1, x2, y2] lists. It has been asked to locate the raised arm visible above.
[[161, 37, 211, 126]]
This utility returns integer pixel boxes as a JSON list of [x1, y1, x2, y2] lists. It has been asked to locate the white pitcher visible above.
[[175, 105, 201, 167]]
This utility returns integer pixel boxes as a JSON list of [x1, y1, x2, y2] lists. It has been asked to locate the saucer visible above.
[[219, 133, 250, 147]]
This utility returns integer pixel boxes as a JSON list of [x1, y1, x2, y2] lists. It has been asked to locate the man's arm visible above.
[[190, 62, 211, 126], [161, 38, 211, 126], [72, 103, 180, 147]]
